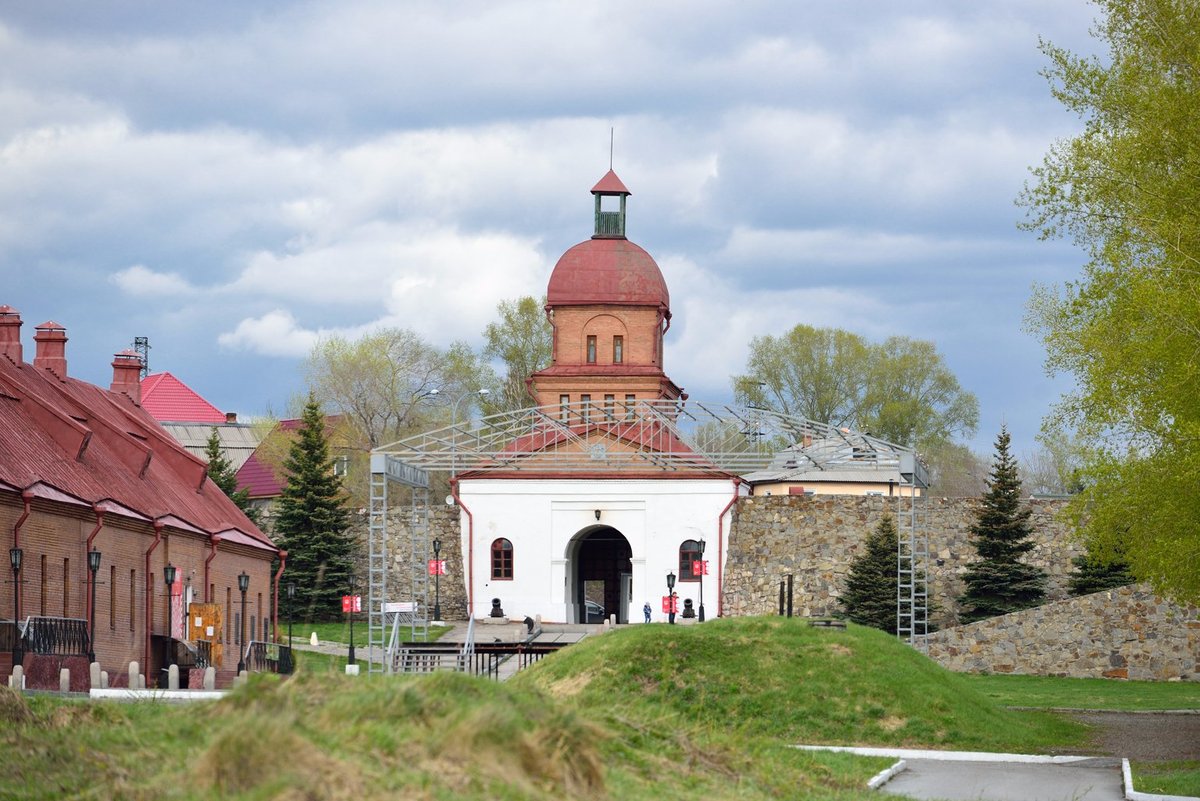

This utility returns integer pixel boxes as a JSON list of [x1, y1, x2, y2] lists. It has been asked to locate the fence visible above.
[[243, 641, 294, 675], [21, 616, 89, 656]]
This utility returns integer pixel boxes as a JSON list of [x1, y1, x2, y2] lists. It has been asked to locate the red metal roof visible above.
[[141, 372, 227, 423], [591, 169, 631, 195], [235, 451, 285, 499], [234, 415, 343, 499], [546, 238, 670, 311], [0, 348, 274, 551]]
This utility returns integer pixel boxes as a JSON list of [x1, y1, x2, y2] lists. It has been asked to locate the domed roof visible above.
[[546, 237, 670, 311]]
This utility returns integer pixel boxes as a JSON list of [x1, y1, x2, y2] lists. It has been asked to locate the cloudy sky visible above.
[[0, 1, 1102, 456]]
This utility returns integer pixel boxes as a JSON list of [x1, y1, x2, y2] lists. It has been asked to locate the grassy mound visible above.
[[515, 616, 1081, 751], [0, 618, 1086, 800]]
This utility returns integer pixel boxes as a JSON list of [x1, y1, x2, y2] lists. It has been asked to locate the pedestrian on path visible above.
[[643, 601, 652, 623]]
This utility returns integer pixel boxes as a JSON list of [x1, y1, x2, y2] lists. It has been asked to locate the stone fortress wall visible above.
[[918, 585, 1199, 681], [720, 494, 1083, 627]]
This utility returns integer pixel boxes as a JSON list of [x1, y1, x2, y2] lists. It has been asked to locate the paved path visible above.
[[880, 757, 1124, 801]]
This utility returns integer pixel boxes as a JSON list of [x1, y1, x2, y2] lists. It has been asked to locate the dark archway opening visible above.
[[573, 526, 632, 624]]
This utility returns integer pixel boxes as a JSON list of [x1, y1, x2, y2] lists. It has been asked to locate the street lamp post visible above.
[[432, 538, 442, 622], [450, 388, 491, 479], [697, 539, 706, 623], [286, 583, 295, 650], [163, 563, 177, 678], [666, 570, 676, 625], [347, 574, 357, 666], [236, 572, 249, 674], [87, 549, 101, 663], [9, 548, 22, 668]]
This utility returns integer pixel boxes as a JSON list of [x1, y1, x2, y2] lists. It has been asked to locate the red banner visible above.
[[692, 560, 709, 576], [661, 595, 678, 614], [428, 559, 447, 576], [341, 595, 361, 613]]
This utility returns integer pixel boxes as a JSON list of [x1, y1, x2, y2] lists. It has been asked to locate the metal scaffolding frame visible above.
[[366, 453, 431, 675], [368, 398, 930, 658]]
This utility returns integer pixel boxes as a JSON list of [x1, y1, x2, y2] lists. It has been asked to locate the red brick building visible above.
[[0, 306, 280, 688]]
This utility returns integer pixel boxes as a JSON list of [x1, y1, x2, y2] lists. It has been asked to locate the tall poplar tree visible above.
[[959, 427, 1047, 623], [273, 394, 354, 622], [841, 515, 901, 634], [203, 428, 260, 526], [1020, 0, 1200, 603]]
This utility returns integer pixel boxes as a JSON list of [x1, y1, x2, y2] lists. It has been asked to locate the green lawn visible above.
[[290, 619, 450, 646], [1132, 760, 1200, 796], [958, 673, 1200, 711]]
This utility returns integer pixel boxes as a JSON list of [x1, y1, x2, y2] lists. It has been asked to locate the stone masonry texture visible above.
[[721, 495, 1083, 627], [917, 584, 1200, 681]]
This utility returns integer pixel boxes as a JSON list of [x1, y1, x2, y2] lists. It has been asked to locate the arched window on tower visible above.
[[679, 540, 702, 582], [491, 538, 514, 580]]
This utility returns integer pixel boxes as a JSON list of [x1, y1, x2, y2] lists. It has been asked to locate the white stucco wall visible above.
[[456, 477, 743, 623]]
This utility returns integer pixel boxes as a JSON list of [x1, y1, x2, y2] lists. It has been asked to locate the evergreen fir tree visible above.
[[841, 515, 901, 634], [959, 426, 1047, 623], [203, 428, 261, 526], [1068, 548, 1135, 596], [273, 394, 355, 622]]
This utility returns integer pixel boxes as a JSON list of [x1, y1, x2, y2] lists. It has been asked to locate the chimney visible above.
[[0, 305, 22, 365], [225, 411, 238, 424], [111, 350, 142, 405], [33, 321, 67, 379]]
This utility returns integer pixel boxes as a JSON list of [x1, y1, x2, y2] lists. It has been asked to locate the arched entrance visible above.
[[569, 526, 632, 624]]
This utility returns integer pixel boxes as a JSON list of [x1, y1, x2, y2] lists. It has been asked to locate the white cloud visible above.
[[110, 264, 197, 296], [217, 309, 321, 358]]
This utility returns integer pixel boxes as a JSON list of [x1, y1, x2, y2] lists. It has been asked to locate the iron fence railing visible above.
[[393, 641, 569, 680], [0, 620, 18, 651], [243, 641, 294, 675], [22, 616, 90, 656]]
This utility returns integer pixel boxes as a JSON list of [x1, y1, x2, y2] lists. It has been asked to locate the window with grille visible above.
[[679, 540, 702, 581], [491, 538, 513, 580]]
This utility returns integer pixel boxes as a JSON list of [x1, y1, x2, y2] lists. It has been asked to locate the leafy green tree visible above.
[[1019, 0, 1200, 603], [733, 324, 978, 451], [483, 295, 553, 412], [959, 427, 1047, 623], [306, 328, 481, 449], [203, 428, 261, 526], [274, 394, 355, 622], [841, 515, 901, 634]]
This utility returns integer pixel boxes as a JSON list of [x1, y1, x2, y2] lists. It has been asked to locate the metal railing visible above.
[[243, 641, 294, 675], [0, 620, 18, 651], [393, 640, 569, 680], [21, 616, 90, 656]]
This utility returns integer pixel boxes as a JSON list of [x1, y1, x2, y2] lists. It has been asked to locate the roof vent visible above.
[[110, 350, 142, 405], [0, 305, 22, 365], [33, 321, 68, 380]]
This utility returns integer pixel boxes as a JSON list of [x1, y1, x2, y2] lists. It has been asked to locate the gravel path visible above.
[[1067, 711, 1200, 761]]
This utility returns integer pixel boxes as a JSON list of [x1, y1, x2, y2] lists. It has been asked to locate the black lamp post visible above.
[[87, 549, 101, 663], [347, 575, 357, 666], [163, 563, 177, 672], [697, 539, 706, 623], [666, 570, 676, 625], [9, 547, 21, 668], [236, 571, 249, 674], [286, 583, 295, 650], [432, 538, 442, 622]]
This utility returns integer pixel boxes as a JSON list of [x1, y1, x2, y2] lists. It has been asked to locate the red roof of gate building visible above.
[[0, 308, 273, 550], [141, 372, 228, 423]]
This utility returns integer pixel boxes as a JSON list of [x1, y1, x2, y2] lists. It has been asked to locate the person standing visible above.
[[668, 592, 678, 625], [643, 601, 652, 623]]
